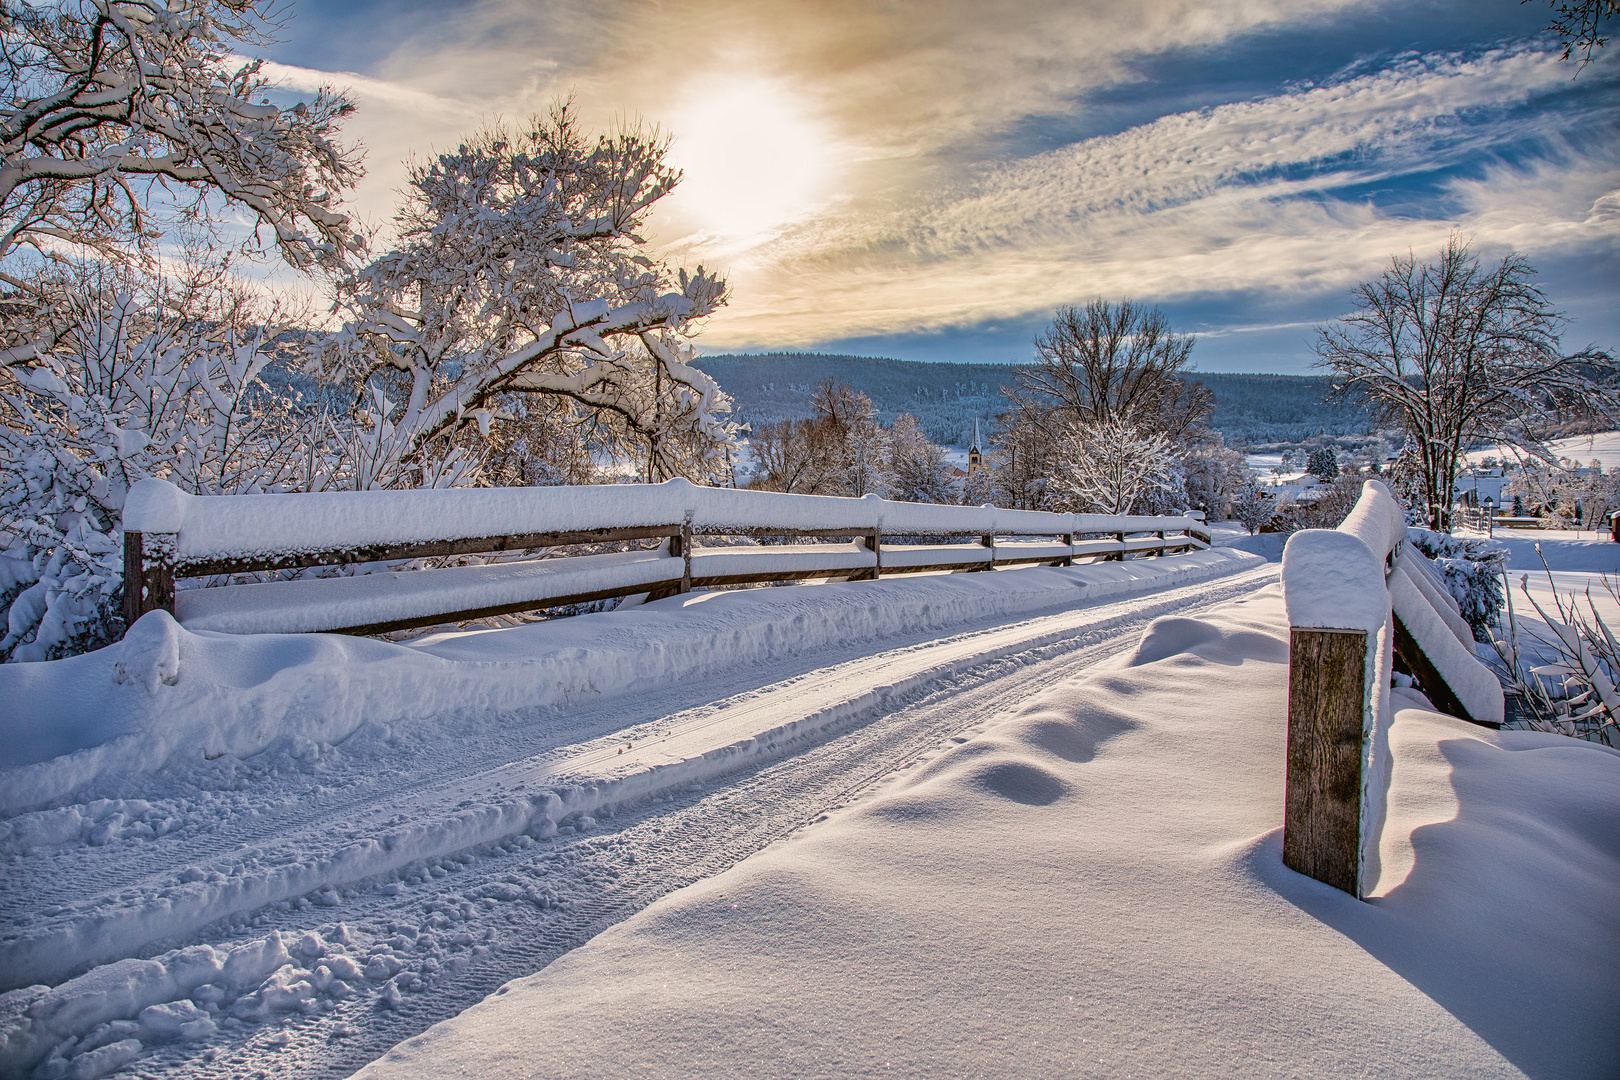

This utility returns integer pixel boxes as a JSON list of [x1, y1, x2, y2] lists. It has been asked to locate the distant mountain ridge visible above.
[[689, 352, 1372, 447]]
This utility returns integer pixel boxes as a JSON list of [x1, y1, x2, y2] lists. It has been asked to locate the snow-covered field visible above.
[[1464, 431, 1620, 467], [1, 536, 1615, 1080]]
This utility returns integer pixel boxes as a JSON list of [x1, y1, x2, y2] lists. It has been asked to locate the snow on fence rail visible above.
[[1280, 479, 1503, 899], [121, 477, 1212, 637]]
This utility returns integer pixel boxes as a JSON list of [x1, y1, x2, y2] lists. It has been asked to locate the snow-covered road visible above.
[[1, 561, 1274, 1080]]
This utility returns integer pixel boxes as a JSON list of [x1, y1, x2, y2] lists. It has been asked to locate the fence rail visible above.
[[1280, 480, 1504, 899], [121, 478, 1211, 637]]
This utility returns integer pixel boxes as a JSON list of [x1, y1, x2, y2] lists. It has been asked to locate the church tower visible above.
[[967, 417, 983, 474]]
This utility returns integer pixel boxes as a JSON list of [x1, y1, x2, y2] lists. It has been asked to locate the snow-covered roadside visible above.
[[0, 550, 1259, 813], [355, 586, 1620, 1080]]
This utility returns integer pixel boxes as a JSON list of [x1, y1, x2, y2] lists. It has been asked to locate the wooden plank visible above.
[[328, 577, 683, 637], [178, 525, 681, 578], [1283, 627, 1368, 898], [121, 531, 176, 626], [691, 566, 867, 588], [1391, 609, 1500, 729]]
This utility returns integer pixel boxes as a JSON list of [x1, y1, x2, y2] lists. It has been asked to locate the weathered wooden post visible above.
[[858, 528, 882, 581], [1283, 624, 1369, 894], [120, 477, 188, 631], [1110, 530, 1125, 561], [1280, 519, 1396, 899], [673, 520, 693, 594], [121, 530, 177, 625], [1060, 532, 1073, 567]]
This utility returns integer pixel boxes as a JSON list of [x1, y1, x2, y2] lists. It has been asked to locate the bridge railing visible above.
[[121, 477, 1212, 637], [1280, 479, 1504, 899]]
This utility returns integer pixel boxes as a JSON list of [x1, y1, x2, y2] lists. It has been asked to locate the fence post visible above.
[[972, 532, 994, 571], [1061, 532, 1073, 567], [679, 520, 693, 593], [1154, 529, 1165, 556], [1283, 626, 1368, 896], [1111, 530, 1125, 560], [859, 528, 882, 581], [121, 530, 176, 626]]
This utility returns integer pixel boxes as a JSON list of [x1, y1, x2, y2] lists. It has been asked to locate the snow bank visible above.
[[0, 550, 1263, 813], [351, 587, 1619, 1080], [0, 926, 376, 1078]]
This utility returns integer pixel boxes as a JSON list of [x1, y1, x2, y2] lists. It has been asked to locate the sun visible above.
[[660, 73, 844, 247]]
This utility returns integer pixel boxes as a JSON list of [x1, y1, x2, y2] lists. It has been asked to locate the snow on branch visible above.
[[1, 0, 364, 273], [321, 105, 734, 483]]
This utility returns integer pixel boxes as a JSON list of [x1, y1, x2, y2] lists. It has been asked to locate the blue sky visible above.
[[258, 0, 1618, 374]]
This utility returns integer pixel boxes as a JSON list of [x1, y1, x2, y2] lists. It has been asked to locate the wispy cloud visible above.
[[690, 44, 1619, 347]]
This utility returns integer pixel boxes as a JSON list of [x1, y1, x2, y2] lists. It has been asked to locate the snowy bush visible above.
[[1490, 557, 1620, 748], [1407, 528, 1507, 641]]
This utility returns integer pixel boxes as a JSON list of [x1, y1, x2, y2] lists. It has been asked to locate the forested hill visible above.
[[689, 352, 1372, 447]]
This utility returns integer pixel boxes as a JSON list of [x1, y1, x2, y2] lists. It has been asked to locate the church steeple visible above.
[[968, 417, 983, 474]]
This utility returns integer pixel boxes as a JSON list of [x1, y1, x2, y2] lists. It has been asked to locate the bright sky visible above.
[[257, 0, 1619, 373]]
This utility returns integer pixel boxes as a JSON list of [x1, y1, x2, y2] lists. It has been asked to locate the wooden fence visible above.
[[1280, 480, 1505, 898], [121, 477, 1211, 638]]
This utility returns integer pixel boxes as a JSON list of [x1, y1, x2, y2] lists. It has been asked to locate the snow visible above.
[[350, 586, 1620, 1080], [0, 549, 1263, 814], [6, 486, 1614, 1079], [691, 543, 873, 579], [1281, 529, 1390, 634], [1485, 528, 1620, 572], [1396, 546, 1473, 648]]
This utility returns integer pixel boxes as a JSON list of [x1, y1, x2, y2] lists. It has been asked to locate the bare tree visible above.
[[1013, 300, 1211, 442], [1526, 0, 1616, 67], [2, 0, 363, 365], [749, 381, 892, 496], [1316, 235, 1617, 531]]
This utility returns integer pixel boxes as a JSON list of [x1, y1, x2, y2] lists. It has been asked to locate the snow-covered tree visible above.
[[1231, 481, 1272, 535], [0, 261, 331, 661], [887, 413, 953, 504], [1053, 417, 1179, 515], [321, 106, 735, 487], [3, 0, 363, 366], [1305, 446, 1340, 483], [1181, 434, 1248, 518]]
